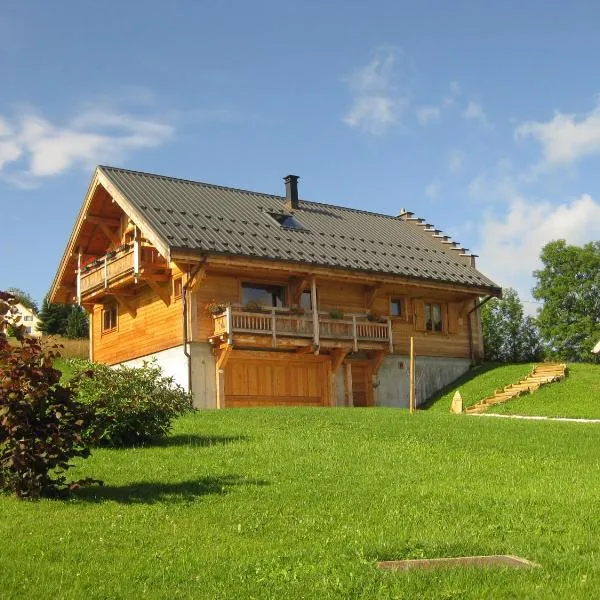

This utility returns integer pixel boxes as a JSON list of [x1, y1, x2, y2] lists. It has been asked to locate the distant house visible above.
[[49, 166, 501, 409], [5, 303, 42, 337]]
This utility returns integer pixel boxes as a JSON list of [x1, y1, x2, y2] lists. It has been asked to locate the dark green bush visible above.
[[0, 292, 99, 499], [68, 359, 193, 447]]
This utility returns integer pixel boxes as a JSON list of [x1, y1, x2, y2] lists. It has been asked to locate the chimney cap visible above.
[[283, 174, 299, 182]]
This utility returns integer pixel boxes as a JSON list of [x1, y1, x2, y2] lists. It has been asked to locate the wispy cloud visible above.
[[424, 181, 441, 199], [477, 193, 600, 299], [416, 106, 441, 126], [515, 98, 600, 169], [448, 149, 464, 173], [342, 47, 412, 135], [0, 107, 173, 187], [463, 101, 490, 126]]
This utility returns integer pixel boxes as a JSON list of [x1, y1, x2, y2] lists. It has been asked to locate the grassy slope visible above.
[[2, 409, 600, 599], [424, 362, 534, 411], [492, 363, 600, 419]]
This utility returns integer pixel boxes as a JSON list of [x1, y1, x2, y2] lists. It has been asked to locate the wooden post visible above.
[[345, 362, 354, 407], [133, 226, 139, 282], [216, 367, 225, 409], [352, 315, 358, 352], [103, 254, 108, 289], [271, 307, 277, 347], [311, 277, 319, 351], [387, 317, 393, 353], [225, 306, 233, 345], [76, 248, 82, 305], [409, 336, 415, 413]]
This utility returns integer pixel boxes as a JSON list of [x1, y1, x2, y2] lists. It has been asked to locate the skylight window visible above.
[[267, 212, 306, 230]]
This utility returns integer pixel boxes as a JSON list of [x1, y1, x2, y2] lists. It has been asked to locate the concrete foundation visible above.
[[375, 355, 471, 408]]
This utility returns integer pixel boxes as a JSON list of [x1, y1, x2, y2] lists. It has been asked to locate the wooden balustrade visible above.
[[212, 308, 392, 351]]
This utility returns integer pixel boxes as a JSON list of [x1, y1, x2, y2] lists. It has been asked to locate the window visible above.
[[425, 303, 443, 332], [300, 290, 312, 311], [390, 298, 404, 318], [173, 277, 183, 299], [23, 315, 33, 322], [25, 326, 32, 334], [102, 305, 118, 333], [267, 212, 306, 230], [241, 283, 285, 308]]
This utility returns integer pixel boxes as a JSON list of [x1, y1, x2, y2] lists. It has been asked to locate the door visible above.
[[224, 350, 330, 407], [351, 361, 374, 407]]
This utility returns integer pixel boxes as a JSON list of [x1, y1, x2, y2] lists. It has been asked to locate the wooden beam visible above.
[[369, 350, 386, 374], [345, 362, 354, 407], [146, 280, 171, 307], [295, 344, 315, 354], [330, 347, 350, 373], [187, 266, 207, 291], [365, 283, 383, 309], [95, 222, 121, 246], [289, 275, 310, 305], [112, 294, 136, 318], [216, 344, 233, 371], [86, 215, 121, 228]]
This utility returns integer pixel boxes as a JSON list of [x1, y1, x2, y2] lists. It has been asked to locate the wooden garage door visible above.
[[224, 351, 331, 408], [351, 361, 374, 407]]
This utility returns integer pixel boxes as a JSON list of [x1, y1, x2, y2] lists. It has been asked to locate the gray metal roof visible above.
[[99, 166, 501, 293]]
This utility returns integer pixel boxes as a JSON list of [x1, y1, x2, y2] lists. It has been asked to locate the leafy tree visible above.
[[6, 287, 38, 313], [533, 240, 600, 362], [37, 296, 71, 335], [481, 288, 544, 362], [65, 306, 89, 339], [0, 291, 99, 499]]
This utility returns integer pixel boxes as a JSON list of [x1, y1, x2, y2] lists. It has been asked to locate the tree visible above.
[[533, 240, 600, 362], [65, 305, 89, 339], [37, 296, 71, 335], [481, 288, 544, 362], [6, 287, 38, 313]]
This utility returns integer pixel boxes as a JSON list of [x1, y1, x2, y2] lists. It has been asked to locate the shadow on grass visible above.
[[155, 434, 249, 448], [74, 475, 268, 504], [421, 362, 505, 410]]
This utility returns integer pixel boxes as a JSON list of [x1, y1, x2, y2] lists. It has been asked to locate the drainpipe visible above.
[[183, 259, 206, 395], [467, 295, 494, 364]]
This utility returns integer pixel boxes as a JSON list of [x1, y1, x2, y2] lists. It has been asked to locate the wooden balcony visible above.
[[211, 307, 393, 352], [78, 244, 169, 300]]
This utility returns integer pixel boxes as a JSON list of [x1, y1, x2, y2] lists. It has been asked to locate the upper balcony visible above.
[[210, 306, 393, 352], [78, 243, 169, 300]]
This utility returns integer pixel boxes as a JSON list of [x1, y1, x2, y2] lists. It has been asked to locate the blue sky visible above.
[[2, 1, 600, 310]]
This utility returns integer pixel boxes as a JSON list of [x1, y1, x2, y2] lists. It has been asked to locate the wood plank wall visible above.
[[193, 270, 483, 360]]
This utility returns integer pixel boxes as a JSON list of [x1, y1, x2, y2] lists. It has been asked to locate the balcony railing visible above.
[[212, 307, 393, 352], [78, 244, 167, 298]]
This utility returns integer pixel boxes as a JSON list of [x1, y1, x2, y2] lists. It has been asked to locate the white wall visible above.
[[120, 345, 189, 391]]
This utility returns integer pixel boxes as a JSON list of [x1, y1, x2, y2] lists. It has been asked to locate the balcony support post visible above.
[[352, 315, 358, 352], [133, 226, 139, 283], [103, 255, 108, 289], [311, 277, 320, 352], [387, 318, 394, 353], [76, 248, 82, 305], [271, 308, 277, 347], [225, 306, 233, 345]]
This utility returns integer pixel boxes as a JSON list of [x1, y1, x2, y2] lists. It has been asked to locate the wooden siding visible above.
[[92, 265, 184, 365], [224, 350, 331, 407]]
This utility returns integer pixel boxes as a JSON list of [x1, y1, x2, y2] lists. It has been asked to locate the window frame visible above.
[[389, 296, 406, 320], [425, 302, 443, 333], [173, 276, 183, 300], [102, 304, 118, 334]]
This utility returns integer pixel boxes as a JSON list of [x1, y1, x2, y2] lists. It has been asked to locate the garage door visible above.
[[224, 350, 331, 408]]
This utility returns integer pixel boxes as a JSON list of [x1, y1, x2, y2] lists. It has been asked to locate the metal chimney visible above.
[[283, 174, 299, 210]]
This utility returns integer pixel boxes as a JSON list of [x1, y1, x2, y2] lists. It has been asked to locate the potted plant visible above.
[[243, 301, 268, 314], [328, 308, 344, 320], [366, 310, 387, 323], [204, 300, 228, 316], [288, 306, 305, 316]]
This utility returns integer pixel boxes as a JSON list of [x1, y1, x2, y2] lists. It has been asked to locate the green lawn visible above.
[[2, 409, 600, 598], [424, 362, 535, 411], [491, 363, 600, 419]]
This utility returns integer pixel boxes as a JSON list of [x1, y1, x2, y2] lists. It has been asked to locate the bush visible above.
[[0, 291, 98, 499], [67, 359, 193, 447]]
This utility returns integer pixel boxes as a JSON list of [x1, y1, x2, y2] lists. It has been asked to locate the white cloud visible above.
[[342, 47, 410, 134], [0, 108, 173, 185], [515, 100, 600, 168], [477, 193, 600, 299], [463, 101, 489, 126], [448, 149, 463, 173], [416, 106, 441, 126], [443, 81, 461, 107], [425, 181, 440, 199]]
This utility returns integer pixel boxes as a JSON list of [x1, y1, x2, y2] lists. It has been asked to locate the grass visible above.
[[491, 363, 600, 419], [2, 408, 600, 598], [424, 362, 534, 411]]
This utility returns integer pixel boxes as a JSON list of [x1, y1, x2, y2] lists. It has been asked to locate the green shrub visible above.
[[68, 359, 193, 447], [0, 292, 99, 499]]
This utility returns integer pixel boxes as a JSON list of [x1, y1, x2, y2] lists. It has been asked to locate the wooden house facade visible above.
[[50, 167, 501, 408]]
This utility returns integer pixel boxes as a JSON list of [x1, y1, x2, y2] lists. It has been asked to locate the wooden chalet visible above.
[[49, 167, 501, 408]]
